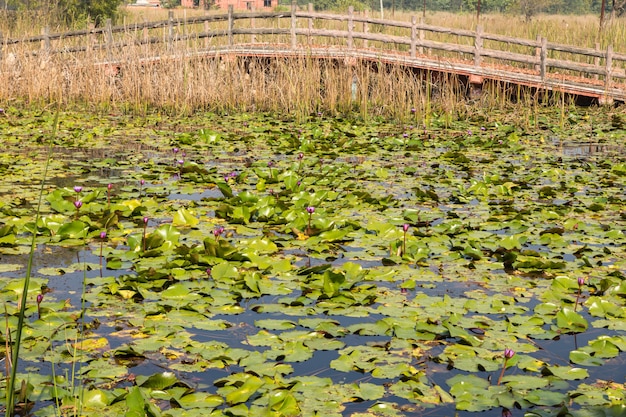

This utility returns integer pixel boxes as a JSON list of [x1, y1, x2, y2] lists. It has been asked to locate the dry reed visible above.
[[1, 8, 624, 119]]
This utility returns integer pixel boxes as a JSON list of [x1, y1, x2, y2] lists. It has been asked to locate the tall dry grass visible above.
[[0, 8, 624, 119], [0, 44, 475, 121]]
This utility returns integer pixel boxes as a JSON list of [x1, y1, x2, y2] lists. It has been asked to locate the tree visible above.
[[59, 0, 124, 26], [5, 0, 123, 26], [510, 0, 561, 20]]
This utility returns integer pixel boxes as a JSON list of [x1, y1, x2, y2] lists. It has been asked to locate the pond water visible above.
[[0, 111, 625, 417]]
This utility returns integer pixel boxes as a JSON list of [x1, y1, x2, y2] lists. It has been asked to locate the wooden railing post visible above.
[[540, 37, 547, 81], [308, 3, 313, 46], [41, 26, 50, 53], [363, 9, 369, 49], [418, 17, 425, 55], [474, 25, 482, 66], [410, 16, 417, 58], [168, 10, 174, 51], [0, 30, 3, 61], [348, 6, 354, 49], [105, 19, 113, 61], [142, 18, 148, 44], [291, 1, 297, 50], [86, 22, 95, 55], [228, 5, 234, 47], [605, 44, 613, 90], [534, 34, 541, 73], [204, 21, 210, 49], [250, 2, 256, 44], [594, 42, 600, 80]]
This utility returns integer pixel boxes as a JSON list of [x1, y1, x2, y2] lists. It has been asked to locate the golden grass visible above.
[[0, 8, 624, 118]]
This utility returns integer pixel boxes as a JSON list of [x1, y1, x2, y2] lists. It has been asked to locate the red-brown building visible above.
[[180, 0, 277, 9]]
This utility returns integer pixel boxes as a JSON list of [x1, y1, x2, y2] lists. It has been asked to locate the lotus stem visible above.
[[99, 231, 107, 277], [142, 217, 148, 252], [574, 277, 585, 312], [402, 223, 409, 256], [107, 183, 112, 209], [497, 348, 515, 385], [306, 206, 315, 236], [36, 294, 43, 319]]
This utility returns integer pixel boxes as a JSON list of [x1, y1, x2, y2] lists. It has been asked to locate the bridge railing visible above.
[[1, 4, 625, 90]]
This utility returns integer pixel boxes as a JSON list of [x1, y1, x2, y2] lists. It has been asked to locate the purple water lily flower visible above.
[[497, 348, 515, 385], [74, 200, 82, 209], [213, 226, 225, 239], [74, 186, 82, 193]]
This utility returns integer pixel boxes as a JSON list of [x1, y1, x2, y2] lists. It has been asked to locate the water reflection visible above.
[[550, 138, 623, 157]]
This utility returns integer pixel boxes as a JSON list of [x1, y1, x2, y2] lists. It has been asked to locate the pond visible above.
[[0, 108, 624, 417]]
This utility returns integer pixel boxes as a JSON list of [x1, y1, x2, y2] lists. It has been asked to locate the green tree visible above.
[[5, 0, 123, 26], [59, 0, 124, 26], [509, 0, 562, 20]]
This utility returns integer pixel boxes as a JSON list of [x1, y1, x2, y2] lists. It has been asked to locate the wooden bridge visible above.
[[1, 5, 625, 105]]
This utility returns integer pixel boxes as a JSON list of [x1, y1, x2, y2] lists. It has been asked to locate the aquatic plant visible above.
[[497, 348, 515, 385], [142, 217, 148, 252], [99, 231, 107, 277], [5, 109, 59, 417], [574, 276, 585, 312], [106, 183, 112, 208], [0, 108, 625, 417], [306, 206, 315, 236], [36, 294, 43, 319], [402, 223, 409, 256]]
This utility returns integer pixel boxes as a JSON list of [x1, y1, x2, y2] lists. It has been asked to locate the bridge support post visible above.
[[598, 96, 614, 106], [469, 74, 483, 100]]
